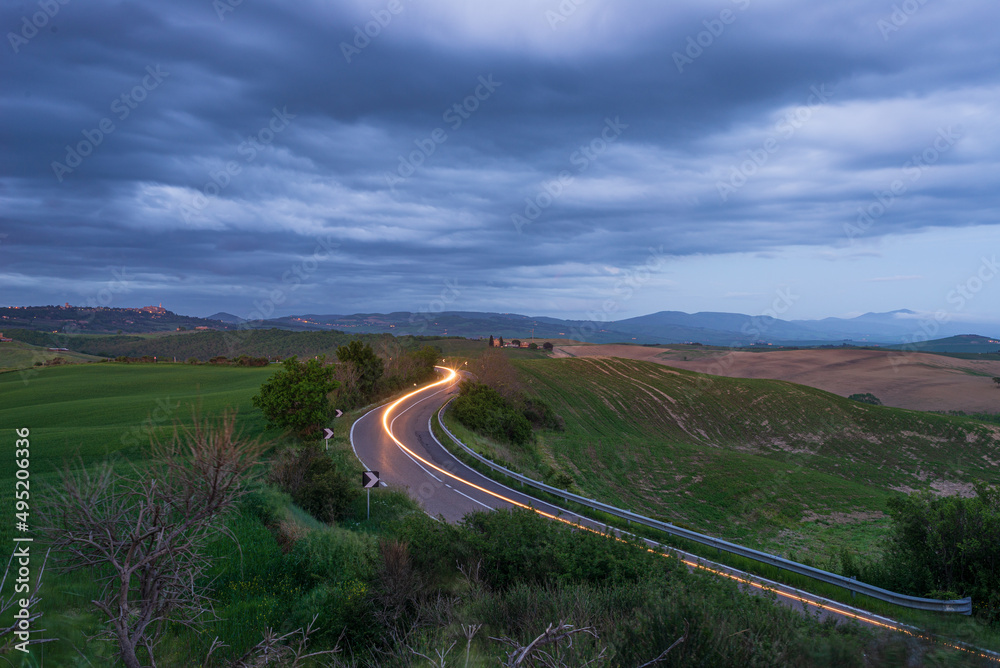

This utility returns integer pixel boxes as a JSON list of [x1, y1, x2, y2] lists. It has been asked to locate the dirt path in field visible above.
[[553, 345, 1000, 413]]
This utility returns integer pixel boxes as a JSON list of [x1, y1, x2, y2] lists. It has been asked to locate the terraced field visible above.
[[461, 357, 1000, 563]]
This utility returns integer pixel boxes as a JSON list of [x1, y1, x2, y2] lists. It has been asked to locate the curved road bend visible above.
[[351, 368, 590, 525], [350, 369, 1000, 660]]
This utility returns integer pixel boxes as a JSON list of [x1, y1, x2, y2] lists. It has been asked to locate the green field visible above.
[[450, 356, 1000, 563], [0, 363, 280, 664], [0, 363, 274, 475], [0, 363, 276, 549], [0, 340, 102, 372]]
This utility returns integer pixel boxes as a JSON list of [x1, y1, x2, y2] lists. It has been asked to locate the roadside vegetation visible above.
[[2, 352, 995, 665], [445, 353, 1000, 635], [470, 356, 1000, 561]]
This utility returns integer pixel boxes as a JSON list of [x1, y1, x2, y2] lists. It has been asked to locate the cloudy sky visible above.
[[2, 0, 999, 323]]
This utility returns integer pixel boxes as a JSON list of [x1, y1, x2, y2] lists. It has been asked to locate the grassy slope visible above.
[[0, 363, 276, 547], [0, 340, 102, 371], [0, 363, 278, 665], [478, 357, 1000, 562]]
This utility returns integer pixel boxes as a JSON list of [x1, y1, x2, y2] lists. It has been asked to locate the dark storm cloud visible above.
[[2, 0, 999, 317]]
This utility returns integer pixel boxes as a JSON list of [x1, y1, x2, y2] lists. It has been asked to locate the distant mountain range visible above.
[[5, 305, 998, 349], [217, 309, 1000, 347]]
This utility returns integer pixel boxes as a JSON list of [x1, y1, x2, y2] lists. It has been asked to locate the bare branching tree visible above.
[[636, 619, 689, 667], [491, 621, 605, 667], [204, 615, 343, 668], [38, 411, 265, 668]]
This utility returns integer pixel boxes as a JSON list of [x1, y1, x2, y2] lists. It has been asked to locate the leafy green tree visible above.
[[411, 345, 440, 373], [848, 392, 882, 405], [884, 483, 1000, 619], [336, 340, 384, 397], [488, 334, 495, 347], [252, 355, 338, 439]]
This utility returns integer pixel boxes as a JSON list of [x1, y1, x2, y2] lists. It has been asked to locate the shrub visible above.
[[841, 483, 1000, 623], [293, 461, 360, 524], [848, 392, 882, 405], [452, 380, 533, 446], [521, 395, 564, 431], [461, 509, 676, 590], [288, 579, 376, 646]]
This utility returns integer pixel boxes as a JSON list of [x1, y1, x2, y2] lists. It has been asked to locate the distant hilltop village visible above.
[[64, 302, 169, 314], [5, 302, 171, 314], [0, 303, 234, 334]]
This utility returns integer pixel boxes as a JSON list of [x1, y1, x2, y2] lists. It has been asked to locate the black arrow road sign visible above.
[[323, 428, 335, 440], [335, 409, 343, 418], [362, 471, 380, 489]]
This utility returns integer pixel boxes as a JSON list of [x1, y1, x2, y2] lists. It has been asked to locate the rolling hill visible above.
[[451, 356, 1000, 562]]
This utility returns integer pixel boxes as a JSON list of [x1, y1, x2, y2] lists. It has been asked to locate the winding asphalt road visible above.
[[351, 367, 586, 524], [349, 368, 1000, 662]]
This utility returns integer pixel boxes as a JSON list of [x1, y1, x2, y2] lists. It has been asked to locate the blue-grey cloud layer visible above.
[[2, 0, 999, 318]]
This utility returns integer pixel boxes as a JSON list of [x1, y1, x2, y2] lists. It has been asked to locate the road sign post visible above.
[[323, 411, 342, 450], [362, 471, 379, 519]]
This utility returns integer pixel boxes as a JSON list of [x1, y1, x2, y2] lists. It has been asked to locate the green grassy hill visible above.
[[884, 333, 1000, 355], [2, 328, 474, 363], [0, 364, 275, 485], [453, 356, 1000, 563], [0, 339, 102, 371]]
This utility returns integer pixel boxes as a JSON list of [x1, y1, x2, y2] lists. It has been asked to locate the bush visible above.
[[521, 395, 564, 431], [841, 483, 1000, 622], [288, 579, 376, 646], [391, 512, 470, 582], [848, 393, 882, 405], [452, 381, 533, 446], [461, 508, 676, 590], [293, 462, 360, 524]]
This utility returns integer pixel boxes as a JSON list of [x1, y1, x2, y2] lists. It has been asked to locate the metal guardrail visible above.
[[436, 402, 972, 615]]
